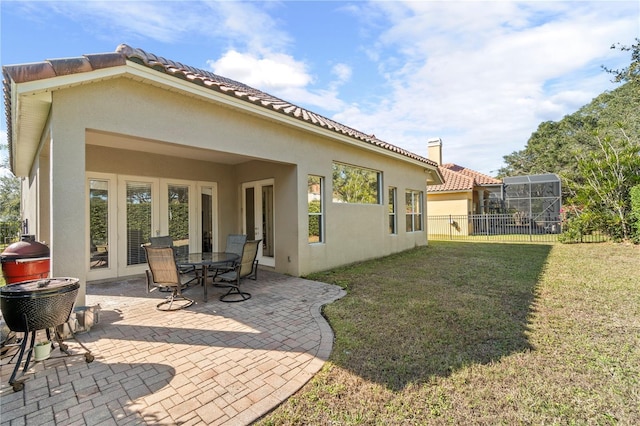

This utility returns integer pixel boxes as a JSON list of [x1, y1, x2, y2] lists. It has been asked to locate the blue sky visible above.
[[1, 0, 638, 177]]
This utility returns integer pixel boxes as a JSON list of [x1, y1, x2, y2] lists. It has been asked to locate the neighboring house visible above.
[[426, 139, 502, 234], [3, 44, 442, 304]]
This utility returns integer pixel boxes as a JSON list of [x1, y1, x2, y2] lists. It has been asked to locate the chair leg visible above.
[[248, 260, 259, 280], [157, 288, 194, 311], [145, 270, 154, 293], [219, 286, 251, 302], [219, 276, 251, 302]]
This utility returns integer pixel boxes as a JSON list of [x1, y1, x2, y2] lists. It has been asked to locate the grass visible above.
[[257, 241, 640, 425]]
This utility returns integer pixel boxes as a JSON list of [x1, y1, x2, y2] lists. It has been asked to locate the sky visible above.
[[1, 0, 638, 177]]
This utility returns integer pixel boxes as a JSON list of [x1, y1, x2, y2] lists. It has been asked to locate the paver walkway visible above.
[[0, 270, 345, 425]]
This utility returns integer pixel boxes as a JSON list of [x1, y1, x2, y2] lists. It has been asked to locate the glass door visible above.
[[87, 173, 117, 281], [165, 183, 191, 257], [89, 180, 110, 270], [242, 179, 275, 267], [118, 177, 159, 276], [200, 185, 216, 253], [88, 175, 217, 280]]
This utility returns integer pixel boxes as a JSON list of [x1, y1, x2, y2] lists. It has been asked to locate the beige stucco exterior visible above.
[[426, 192, 473, 217], [426, 192, 473, 236], [6, 55, 440, 305]]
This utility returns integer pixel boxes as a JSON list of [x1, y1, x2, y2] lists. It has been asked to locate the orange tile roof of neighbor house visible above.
[[429, 163, 502, 192], [3, 44, 439, 171]]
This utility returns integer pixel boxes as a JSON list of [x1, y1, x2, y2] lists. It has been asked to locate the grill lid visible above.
[[0, 278, 79, 296], [0, 235, 50, 261]]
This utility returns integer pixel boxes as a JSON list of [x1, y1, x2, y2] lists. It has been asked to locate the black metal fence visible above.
[[427, 214, 607, 243]]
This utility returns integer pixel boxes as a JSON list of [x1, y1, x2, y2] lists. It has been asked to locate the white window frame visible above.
[[308, 175, 324, 244], [405, 189, 424, 232], [389, 186, 397, 234]]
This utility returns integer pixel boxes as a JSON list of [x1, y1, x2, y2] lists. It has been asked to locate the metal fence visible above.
[[427, 214, 607, 243]]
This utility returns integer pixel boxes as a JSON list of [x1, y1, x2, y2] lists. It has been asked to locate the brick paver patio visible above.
[[0, 270, 345, 425]]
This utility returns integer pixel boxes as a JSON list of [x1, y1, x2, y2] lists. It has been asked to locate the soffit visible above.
[[87, 130, 259, 165]]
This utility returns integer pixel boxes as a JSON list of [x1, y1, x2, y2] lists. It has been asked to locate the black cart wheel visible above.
[[85, 353, 94, 363], [12, 381, 24, 392]]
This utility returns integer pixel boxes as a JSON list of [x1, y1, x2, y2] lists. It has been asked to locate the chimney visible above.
[[428, 138, 442, 165]]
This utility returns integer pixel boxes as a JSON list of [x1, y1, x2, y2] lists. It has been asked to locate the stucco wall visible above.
[[35, 75, 432, 284], [427, 192, 472, 216], [294, 135, 429, 275]]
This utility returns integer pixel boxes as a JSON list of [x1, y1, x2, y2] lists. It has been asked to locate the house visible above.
[[426, 138, 502, 234], [3, 44, 442, 304]]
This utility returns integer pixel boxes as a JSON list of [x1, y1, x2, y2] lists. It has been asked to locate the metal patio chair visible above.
[[149, 236, 200, 286], [215, 239, 260, 303], [143, 245, 195, 311], [208, 234, 248, 282]]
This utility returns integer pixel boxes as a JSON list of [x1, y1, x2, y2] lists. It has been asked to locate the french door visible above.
[[87, 173, 216, 280], [242, 179, 275, 267]]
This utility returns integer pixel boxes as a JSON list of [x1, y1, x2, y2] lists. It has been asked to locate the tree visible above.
[[0, 138, 20, 223], [500, 40, 640, 242], [603, 38, 640, 87], [566, 130, 640, 241], [332, 163, 379, 204], [630, 185, 640, 242], [498, 82, 638, 183], [0, 173, 20, 222]]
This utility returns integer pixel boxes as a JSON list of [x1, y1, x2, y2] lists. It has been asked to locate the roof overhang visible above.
[[6, 59, 442, 177], [6, 64, 131, 176], [425, 168, 444, 185]]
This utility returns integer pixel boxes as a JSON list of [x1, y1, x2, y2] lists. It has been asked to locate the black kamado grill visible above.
[[0, 277, 94, 391]]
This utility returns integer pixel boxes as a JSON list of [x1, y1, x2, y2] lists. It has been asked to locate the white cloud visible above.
[[20, 1, 291, 49], [331, 1, 639, 175], [331, 63, 352, 85], [207, 50, 312, 91], [207, 50, 347, 111], [6, 0, 637, 177]]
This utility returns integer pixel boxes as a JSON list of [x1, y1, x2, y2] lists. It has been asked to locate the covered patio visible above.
[[0, 271, 345, 425]]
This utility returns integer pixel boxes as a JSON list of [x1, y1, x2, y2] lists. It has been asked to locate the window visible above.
[[308, 175, 324, 243], [332, 162, 381, 204], [405, 189, 423, 232], [89, 179, 110, 270], [168, 185, 189, 257], [388, 187, 397, 234]]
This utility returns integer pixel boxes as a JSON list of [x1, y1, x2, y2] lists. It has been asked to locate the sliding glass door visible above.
[[242, 179, 275, 267], [166, 184, 190, 257], [119, 178, 158, 276], [88, 174, 216, 280], [87, 174, 117, 281]]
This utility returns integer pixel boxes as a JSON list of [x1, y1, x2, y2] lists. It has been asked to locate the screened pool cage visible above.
[[502, 174, 562, 232], [470, 173, 562, 236], [428, 174, 563, 241]]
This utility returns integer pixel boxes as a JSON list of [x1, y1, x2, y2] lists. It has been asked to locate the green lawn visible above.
[[257, 241, 640, 425]]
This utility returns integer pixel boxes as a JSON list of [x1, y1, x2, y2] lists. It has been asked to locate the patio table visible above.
[[175, 252, 239, 302]]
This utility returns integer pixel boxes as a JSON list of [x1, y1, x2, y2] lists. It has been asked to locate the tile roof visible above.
[[428, 163, 502, 192], [441, 163, 502, 185], [3, 44, 438, 169]]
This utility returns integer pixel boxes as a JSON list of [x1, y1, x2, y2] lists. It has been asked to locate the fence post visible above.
[[449, 215, 452, 240], [485, 214, 489, 240]]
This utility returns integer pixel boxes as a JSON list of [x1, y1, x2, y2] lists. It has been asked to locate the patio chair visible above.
[[215, 239, 260, 303], [208, 234, 248, 282], [225, 234, 247, 257], [143, 245, 195, 311], [149, 236, 200, 286]]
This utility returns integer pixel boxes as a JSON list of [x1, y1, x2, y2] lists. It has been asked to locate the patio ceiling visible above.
[[87, 129, 261, 166]]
